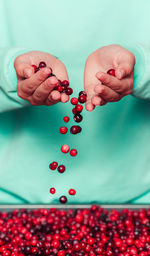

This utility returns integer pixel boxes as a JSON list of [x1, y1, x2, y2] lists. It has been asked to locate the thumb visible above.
[[14, 62, 35, 79], [115, 62, 133, 80]]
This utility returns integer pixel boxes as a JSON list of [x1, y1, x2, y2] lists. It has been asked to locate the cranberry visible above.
[[39, 61, 46, 68], [61, 80, 69, 86], [57, 85, 63, 92], [68, 189, 76, 195], [79, 91, 87, 97], [70, 125, 82, 134], [72, 107, 77, 115], [75, 104, 83, 113], [50, 188, 56, 194], [57, 165, 66, 173], [65, 87, 73, 95], [74, 114, 83, 123], [49, 162, 58, 170], [63, 116, 70, 123], [78, 95, 86, 104], [107, 68, 115, 76], [70, 97, 78, 105], [70, 149, 77, 157], [61, 144, 70, 153], [59, 196, 67, 204], [59, 127, 68, 134], [31, 64, 38, 72]]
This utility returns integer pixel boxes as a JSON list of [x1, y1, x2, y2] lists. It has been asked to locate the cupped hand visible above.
[[84, 44, 135, 111], [14, 51, 69, 106]]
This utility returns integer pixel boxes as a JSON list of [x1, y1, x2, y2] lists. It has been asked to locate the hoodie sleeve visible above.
[[0, 47, 30, 113], [125, 44, 150, 100]]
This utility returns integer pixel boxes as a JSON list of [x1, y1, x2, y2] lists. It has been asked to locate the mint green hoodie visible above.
[[0, 0, 150, 204]]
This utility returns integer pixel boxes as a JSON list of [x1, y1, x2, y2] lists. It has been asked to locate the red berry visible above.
[[61, 144, 70, 153], [59, 196, 67, 204], [61, 80, 69, 86], [75, 104, 83, 113], [57, 250, 66, 256], [74, 114, 83, 123], [38, 61, 46, 68], [57, 85, 63, 92], [78, 95, 86, 103], [72, 107, 78, 115], [79, 91, 87, 97], [71, 97, 78, 105], [65, 87, 73, 95], [31, 64, 38, 73], [50, 188, 56, 194], [49, 161, 58, 170], [107, 68, 115, 76], [63, 116, 70, 123], [70, 125, 82, 134], [70, 149, 77, 157], [52, 240, 60, 248], [58, 165, 66, 173], [69, 189, 76, 195], [59, 127, 68, 134]]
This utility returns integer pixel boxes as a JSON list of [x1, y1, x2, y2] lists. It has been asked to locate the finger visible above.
[[114, 55, 135, 79], [21, 67, 52, 95], [45, 92, 60, 106], [84, 54, 101, 112], [94, 84, 121, 102], [96, 72, 132, 94], [15, 63, 34, 79], [60, 93, 69, 103], [31, 76, 58, 104], [50, 90, 61, 101], [91, 96, 107, 106]]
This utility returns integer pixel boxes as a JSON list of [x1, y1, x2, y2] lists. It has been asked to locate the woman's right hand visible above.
[[14, 51, 69, 106]]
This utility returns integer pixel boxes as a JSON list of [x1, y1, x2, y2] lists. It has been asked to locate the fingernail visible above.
[[24, 68, 32, 78]]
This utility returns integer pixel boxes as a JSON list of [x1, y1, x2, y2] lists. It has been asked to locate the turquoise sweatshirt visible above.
[[0, 0, 150, 204]]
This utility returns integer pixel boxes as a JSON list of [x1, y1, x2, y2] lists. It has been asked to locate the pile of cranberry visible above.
[[0, 206, 150, 256]]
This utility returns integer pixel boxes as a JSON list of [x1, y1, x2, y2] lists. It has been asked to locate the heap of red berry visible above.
[[0, 206, 150, 256]]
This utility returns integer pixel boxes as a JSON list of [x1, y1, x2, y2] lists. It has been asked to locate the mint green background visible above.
[[0, 0, 150, 204]]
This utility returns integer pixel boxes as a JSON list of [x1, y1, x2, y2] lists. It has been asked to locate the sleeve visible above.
[[125, 44, 150, 100], [0, 47, 31, 113]]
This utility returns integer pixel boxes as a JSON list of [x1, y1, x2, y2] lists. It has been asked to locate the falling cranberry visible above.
[[107, 68, 115, 76], [59, 196, 67, 204], [71, 97, 78, 105], [59, 127, 68, 134], [58, 165, 66, 173], [70, 125, 82, 134], [78, 94, 86, 104], [65, 87, 73, 95], [70, 149, 77, 157], [39, 61, 46, 68], [49, 161, 58, 170], [75, 104, 83, 113], [79, 91, 87, 96], [63, 116, 70, 123], [68, 189, 76, 195], [74, 114, 83, 123], [61, 144, 70, 153], [50, 188, 56, 194], [72, 107, 78, 115]]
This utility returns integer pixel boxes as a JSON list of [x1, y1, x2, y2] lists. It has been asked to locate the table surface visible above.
[[0, 204, 149, 210]]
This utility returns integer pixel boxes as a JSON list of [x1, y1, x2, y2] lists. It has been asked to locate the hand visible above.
[[14, 51, 69, 106], [84, 44, 135, 111]]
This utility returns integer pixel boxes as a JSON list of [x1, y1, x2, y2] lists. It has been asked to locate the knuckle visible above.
[[32, 93, 43, 103]]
